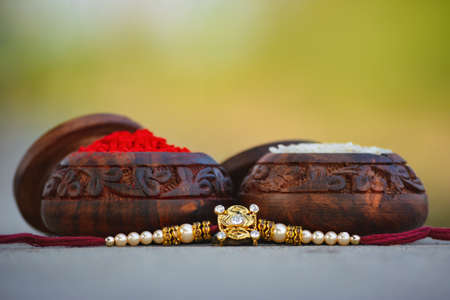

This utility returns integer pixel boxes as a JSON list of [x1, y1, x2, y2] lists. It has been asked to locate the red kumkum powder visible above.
[[78, 129, 190, 153]]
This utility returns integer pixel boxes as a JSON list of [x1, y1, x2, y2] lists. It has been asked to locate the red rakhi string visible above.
[[0, 233, 104, 247], [360, 226, 450, 245], [0, 226, 449, 247]]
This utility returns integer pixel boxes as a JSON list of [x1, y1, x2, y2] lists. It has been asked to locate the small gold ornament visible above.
[[258, 219, 275, 241], [215, 204, 260, 245]]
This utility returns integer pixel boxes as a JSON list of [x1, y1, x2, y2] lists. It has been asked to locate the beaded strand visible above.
[[257, 219, 360, 246], [105, 220, 360, 247], [105, 222, 212, 247]]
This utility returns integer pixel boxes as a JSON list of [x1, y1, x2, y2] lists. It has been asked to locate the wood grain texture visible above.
[[42, 152, 233, 236], [221, 140, 313, 198], [13, 113, 142, 233], [239, 153, 428, 235]]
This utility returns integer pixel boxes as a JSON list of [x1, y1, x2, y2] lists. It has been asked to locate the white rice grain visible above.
[[269, 142, 392, 155]]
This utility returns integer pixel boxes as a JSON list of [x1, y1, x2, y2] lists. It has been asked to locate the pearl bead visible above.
[[214, 205, 225, 215], [272, 223, 287, 243], [324, 231, 337, 245], [350, 234, 361, 245], [301, 230, 312, 244], [249, 204, 259, 213], [114, 233, 127, 247], [250, 230, 260, 240], [337, 232, 350, 246], [153, 230, 164, 244], [216, 231, 226, 241], [140, 231, 153, 245], [127, 232, 140, 246], [105, 236, 115, 247], [312, 231, 324, 245], [180, 224, 194, 243]]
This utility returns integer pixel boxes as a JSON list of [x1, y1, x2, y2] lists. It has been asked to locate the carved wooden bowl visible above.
[[239, 153, 428, 235], [13, 113, 143, 233], [41, 152, 232, 236]]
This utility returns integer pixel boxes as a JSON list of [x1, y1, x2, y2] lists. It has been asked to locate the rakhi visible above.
[[1, 204, 449, 247], [103, 204, 362, 247]]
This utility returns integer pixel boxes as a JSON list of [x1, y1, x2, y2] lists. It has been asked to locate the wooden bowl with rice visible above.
[[237, 143, 428, 235]]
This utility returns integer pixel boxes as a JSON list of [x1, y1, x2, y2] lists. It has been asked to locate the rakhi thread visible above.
[[360, 226, 450, 245], [0, 233, 104, 247], [78, 129, 190, 153], [1, 226, 449, 247]]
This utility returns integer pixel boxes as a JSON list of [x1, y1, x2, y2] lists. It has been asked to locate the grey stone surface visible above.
[[1, 240, 450, 300]]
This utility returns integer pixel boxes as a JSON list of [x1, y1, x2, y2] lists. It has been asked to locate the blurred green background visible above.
[[0, 0, 449, 230]]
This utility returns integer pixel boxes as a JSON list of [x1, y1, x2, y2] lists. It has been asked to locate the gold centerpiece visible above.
[[214, 204, 261, 245]]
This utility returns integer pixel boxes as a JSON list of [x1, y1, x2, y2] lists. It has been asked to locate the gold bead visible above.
[[162, 226, 181, 245], [170, 226, 181, 245], [258, 219, 275, 241], [350, 234, 361, 245], [105, 236, 115, 247], [285, 225, 295, 244], [201, 221, 211, 241], [312, 231, 324, 245], [285, 225, 302, 245], [162, 227, 171, 245], [337, 232, 350, 246], [192, 222, 203, 242], [324, 231, 337, 245]]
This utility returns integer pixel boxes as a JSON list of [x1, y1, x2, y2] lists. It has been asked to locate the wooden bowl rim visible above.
[[257, 152, 405, 164], [60, 151, 219, 166]]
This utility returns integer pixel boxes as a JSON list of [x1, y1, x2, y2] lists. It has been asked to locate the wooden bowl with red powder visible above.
[[14, 114, 232, 236]]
